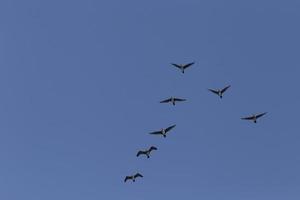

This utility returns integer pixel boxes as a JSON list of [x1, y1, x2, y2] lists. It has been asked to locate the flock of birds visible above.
[[124, 62, 267, 183]]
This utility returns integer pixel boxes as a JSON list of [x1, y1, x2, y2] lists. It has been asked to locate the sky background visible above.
[[0, 0, 300, 199]]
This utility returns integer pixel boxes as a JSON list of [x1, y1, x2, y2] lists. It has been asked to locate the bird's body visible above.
[[124, 173, 143, 182], [208, 85, 231, 98], [171, 62, 195, 73], [137, 146, 158, 158], [149, 125, 176, 138], [241, 112, 267, 123], [160, 97, 186, 106]]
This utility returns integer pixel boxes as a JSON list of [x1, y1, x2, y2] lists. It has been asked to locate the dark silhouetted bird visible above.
[[160, 97, 186, 105], [136, 146, 158, 158], [149, 125, 176, 138], [241, 112, 267, 123], [171, 62, 195, 73], [124, 173, 143, 183], [208, 85, 231, 98]]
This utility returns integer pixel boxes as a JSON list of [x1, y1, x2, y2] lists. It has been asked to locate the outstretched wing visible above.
[[160, 98, 172, 103], [183, 62, 195, 69], [221, 85, 231, 93], [208, 88, 219, 95], [149, 130, 162, 135], [134, 173, 143, 178], [171, 63, 182, 69], [124, 176, 131, 182], [174, 98, 186, 102], [136, 151, 145, 157], [241, 115, 255, 120], [165, 124, 176, 132], [149, 146, 158, 152], [256, 112, 267, 119]]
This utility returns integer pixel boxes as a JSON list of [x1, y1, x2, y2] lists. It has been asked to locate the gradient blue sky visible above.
[[1, 0, 300, 199]]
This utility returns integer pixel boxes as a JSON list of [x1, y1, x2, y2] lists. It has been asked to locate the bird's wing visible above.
[[183, 62, 195, 69], [149, 146, 158, 151], [160, 98, 172, 103], [134, 173, 143, 178], [149, 130, 162, 135], [171, 63, 182, 69], [221, 85, 231, 93], [165, 124, 176, 132], [241, 115, 255, 120], [208, 89, 219, 95], [136, 151, 145, 157], [256, 112, 267, 119], [124, 176, 130, 182], [174, 98, 186, 101]]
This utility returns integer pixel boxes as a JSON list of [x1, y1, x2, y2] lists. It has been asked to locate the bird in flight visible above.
[[171, 62, 195, 73], [149, 125, 176, 138], [241, 112, 267, 123], [208, 85, 231, 99], [136, 146, 158, 158], [160, 97, 186, 106], [124, 173, 143, 183]]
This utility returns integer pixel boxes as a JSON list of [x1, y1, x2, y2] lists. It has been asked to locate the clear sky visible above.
[[0, 0, 300, 199]]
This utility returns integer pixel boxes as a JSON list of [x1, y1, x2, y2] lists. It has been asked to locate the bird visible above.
[[136, 146, 158, 158], [124, 173, 143, 183], [171, 62, 195, 73], [208, 85, 231, 99], [149, 125, 176, 138], [241, 112, 267, 123], [160, 97, 186, 105]]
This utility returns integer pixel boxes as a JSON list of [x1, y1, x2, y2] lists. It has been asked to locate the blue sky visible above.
[[0, 0, 300, 199]]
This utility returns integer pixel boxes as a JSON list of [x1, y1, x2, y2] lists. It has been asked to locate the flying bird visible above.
[[241, 112, 267, 123], [208, 85, 231, 98], [149, 125, 176, 138], [136, 146, 158, 158], [160, 97, 186, 105], [124, 173, 143, 183], [171, 62, 195, 73]]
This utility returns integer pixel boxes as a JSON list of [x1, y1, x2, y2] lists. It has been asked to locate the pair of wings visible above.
[[136, 146, 158, 157], [149, 125, 176, 135], [124, 173, 143, 182], [208, 85, 231, 95], [171, 62, 195, 69], [160, 98, 186, 103], [241, 112, 267, 120]]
